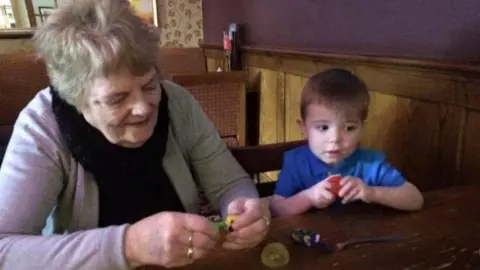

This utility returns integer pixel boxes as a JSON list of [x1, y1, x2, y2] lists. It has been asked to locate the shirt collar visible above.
[[307, 147, 359, 177]]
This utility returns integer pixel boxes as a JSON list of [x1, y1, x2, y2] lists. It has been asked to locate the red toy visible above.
[[328, 175, 342, 196]]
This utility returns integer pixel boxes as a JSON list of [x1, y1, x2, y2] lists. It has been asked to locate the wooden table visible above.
[[152, 184, 480, 269]]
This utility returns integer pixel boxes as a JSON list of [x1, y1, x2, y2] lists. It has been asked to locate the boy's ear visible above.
[[296, 118, 303, 128], [296, 119, 306, 137], [358, 119, 367, 130]]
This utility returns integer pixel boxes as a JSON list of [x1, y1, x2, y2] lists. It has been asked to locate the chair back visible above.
[[0, 52, 49, 143], [230, 140, 307, 196], [160, 47, 207, 79], [172, 71, 247, 146]]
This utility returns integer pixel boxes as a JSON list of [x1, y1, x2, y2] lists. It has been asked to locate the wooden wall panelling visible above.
[[246, 52, 357, 78], [256, 68, 284, 182], [462, 110, 480, 184], [459, 80, 480, 185], [355, 65, 467, 107], [200, 43, 480, 191], [246, 67, 262, 93], [362, 92, 463, 191], [356, 65, 467, 190], [203, 48, 228, 72], [258, 68, 284, 145], [280, 66, 464, 191], [279, 57, 317, 77], [284, 74, 308, 142], [464, 79, 480, 111]]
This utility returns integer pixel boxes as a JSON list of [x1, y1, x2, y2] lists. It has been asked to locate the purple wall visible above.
[[203, 0, 480, 62]]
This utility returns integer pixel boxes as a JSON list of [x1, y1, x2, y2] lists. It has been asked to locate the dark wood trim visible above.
[[171, 71, 246, 86], [25, 0, 37, 28], [0, 29, 35, 39], [230, 139, 307, 175], [200, 43, 480, 75]]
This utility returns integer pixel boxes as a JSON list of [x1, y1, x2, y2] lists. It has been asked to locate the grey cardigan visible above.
[[0, 81, 259, 270]]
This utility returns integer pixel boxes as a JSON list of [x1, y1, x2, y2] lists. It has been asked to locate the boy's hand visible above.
[[305, 176, 336, 208], [338, 176, 372, 204]]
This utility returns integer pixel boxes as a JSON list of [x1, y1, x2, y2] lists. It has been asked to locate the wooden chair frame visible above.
[[171, 71, 247, 146], [230, 140, 307, 197]]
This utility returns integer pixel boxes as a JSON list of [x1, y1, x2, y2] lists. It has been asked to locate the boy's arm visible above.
[[270, 192, 313, 217], [368, 156, 424, 211], [269, 152, 313, 217], [365, 181, 424, 211]]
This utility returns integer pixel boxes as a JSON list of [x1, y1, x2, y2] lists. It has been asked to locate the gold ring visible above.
[[263, 216, 271, 227], [187, 247, 194, 259]]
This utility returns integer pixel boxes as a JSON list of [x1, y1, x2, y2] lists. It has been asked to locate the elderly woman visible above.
[[0, 0, 269, 269]]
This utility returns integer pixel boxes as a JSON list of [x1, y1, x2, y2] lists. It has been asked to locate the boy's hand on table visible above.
[[338, 176, 373, 204], [306, 177, 336, 208]]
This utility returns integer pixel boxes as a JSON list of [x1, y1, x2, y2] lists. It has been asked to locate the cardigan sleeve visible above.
[[0, 91, 131, 270], [176, 84, 260, 216]]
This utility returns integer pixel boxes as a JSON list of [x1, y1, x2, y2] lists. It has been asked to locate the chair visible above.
[[195, 139, 306, 217], [230, 140, 307, 197], [0, 52, 49, 147], [159, 47, 208, 79], [171, 71, 247, 147]]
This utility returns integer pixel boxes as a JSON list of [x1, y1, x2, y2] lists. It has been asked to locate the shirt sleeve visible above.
[[274, 151, 301, 198], [371, 153, 406, 187], [180, 85, 259, 217]]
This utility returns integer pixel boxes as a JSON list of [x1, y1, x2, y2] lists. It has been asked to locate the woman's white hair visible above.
[[33, 0, 161, 108]]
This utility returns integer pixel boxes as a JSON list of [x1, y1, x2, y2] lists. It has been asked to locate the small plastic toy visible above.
[[328, 175, 342, 196], [292, 228, 402, 253], [214, 221, 228, 232], [260, 242, 290, 268], [225, 215, 238, 232], [291, 228, 333, 252], [209, 215, 238, 232], [225, 215, 237, 226], [291, 228, 320, 247]]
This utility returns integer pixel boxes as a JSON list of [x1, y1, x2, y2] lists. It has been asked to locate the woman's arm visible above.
[[0, 228, 129, 269], [269, 154, 313, 217], [182, 90, 259, 216], [0, 106, 131, 270]]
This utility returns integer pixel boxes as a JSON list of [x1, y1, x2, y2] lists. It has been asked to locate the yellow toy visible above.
[[212, 215, 238, 232], [225, 215, 238, 232], [261, 242, 290, 268], [225, 215, 237, 227]]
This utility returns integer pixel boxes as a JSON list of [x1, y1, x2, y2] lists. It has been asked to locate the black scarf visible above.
[[50, 85, 185, 227]]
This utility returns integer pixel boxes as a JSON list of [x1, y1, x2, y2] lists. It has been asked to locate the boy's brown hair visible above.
[[300, 68, 370, 121]]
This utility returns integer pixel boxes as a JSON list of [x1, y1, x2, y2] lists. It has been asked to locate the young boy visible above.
[[270, 68, 424, 217]]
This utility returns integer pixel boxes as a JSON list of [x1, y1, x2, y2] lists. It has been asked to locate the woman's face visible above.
[[81, 67, 161, 148]]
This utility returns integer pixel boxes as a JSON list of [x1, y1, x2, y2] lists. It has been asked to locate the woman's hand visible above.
[[222, 197, 270, 250], [124, 211, 220, 268]]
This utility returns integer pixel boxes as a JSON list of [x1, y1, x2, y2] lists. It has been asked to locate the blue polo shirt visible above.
[[274, 145, 405, 198]]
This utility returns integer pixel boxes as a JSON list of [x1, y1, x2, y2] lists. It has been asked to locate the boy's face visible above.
[[298, 103, 364, 167]]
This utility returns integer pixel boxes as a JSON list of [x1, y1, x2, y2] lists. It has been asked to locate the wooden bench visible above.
[[0, 48, 247, 150], [0, 52, 49, 147], [0, 50, 259, 218]]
